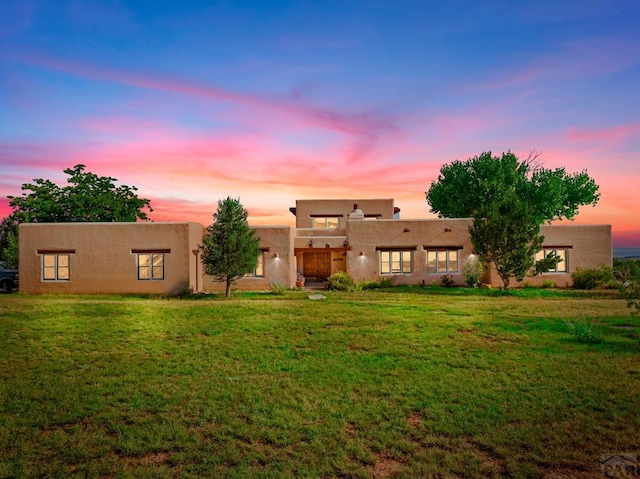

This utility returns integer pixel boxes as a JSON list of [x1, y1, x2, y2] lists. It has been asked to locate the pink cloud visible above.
[[145, 197, 215, 224], [3, 51, 397, 143], [566, 122, 640, 146], [0, 119, 443, 228], [2, 95, 638, 247]]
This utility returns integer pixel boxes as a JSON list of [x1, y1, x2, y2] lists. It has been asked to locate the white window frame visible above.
[[42, 253, 70, 281], [426, 249, 459, 274], [380, 250, 413, 275], [535, 248, 569, 273]]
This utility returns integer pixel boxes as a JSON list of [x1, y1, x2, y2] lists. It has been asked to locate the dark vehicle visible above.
[[0, 261, 18, 293]]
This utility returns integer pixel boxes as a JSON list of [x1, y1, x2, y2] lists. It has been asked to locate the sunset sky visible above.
[[1, 1, 639, 246]]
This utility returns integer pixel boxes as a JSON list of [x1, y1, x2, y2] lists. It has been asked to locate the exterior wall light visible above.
[[273, 253, 279, 258], [308, 240, 313, 247], [359, 251, 364, 256]]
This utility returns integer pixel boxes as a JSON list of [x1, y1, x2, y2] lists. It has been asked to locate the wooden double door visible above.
[[303, 252, 332, 281]]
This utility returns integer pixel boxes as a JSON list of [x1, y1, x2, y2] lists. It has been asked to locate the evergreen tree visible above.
[[200, 197, 261, 298]]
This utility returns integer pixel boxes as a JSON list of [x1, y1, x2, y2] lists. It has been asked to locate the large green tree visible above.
[[426, 151, 600, 288], [3, 164, 152, 267], [8, 164, 152, 223], [200, 197, 261, 298]]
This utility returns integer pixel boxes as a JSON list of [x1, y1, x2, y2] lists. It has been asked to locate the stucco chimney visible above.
[[348, 203, 364, 221]]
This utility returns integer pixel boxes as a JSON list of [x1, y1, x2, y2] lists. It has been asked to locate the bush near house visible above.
[[464, 258, 483, 288], [269, 282, 288, 295], [440, 274, 455, 288], [572, 267, 614, 289], [324, 271, 360, 291]]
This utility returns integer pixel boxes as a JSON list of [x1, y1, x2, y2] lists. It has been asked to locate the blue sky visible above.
[[1, 0, 639, 245]]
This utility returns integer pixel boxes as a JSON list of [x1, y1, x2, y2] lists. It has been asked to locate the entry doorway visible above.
[[303, 252, 332, 281]]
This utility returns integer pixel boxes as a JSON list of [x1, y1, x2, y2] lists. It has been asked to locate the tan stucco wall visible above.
[[202, 226, 295, 292], [19, 222, 203, 294], [330, 251, 347, 275], [345, 218, 612, 288], [345, 218, 475, 285], [506, 224, 613, 288], [292, 199, 395, 228]]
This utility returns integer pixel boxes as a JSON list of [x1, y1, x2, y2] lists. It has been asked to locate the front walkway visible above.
[[304, 281, 325, 291]]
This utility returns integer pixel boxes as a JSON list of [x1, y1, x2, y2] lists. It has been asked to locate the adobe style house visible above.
[[18, 199, 612, 293], [288, 199, 611, 288]]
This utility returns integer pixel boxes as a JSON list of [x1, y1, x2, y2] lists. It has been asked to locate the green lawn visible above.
[[1, 289, 638, 478]]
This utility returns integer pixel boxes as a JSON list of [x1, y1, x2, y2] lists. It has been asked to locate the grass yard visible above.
[[1, 288, 639, 478]]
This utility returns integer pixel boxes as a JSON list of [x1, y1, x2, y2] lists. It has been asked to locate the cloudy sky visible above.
[[1, 1, 639, 246]]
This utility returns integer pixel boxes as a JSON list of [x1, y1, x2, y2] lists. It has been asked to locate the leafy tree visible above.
[[8, 164, 152, 223], [4, 165, 152, 267], [200, 197, 261, 298], [0, 214, 20, 268], [426, 151, 600, 288]]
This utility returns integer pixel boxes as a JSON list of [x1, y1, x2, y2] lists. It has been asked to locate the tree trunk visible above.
[[500, 274, 510, 290], [225, 278, 232, 298]]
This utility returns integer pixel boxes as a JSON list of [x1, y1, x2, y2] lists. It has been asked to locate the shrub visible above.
[[377, 276, 393, 288], [441, 274, 455, 288], [464, 258, 483, 288], [360, 280, 380, 290], [541, 279, 555, 289], [571, 267, 613, 290], [602, 279, 621, 290], [270, 282, 287, 295], [619, 280, 640, 315], [325, 272, 360, 292], [614, 258, 640, 283], [566, 318, 603, 344]]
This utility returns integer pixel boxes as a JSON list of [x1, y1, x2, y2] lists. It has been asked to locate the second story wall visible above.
[[291, 199, 396, 229]]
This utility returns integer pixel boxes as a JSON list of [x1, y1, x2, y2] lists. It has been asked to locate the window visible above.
[[137, 253, 165, 280], [380, 250, 413, 274], [313, 217, 340, 229], [535, 248, 568, 273], [42, 254, 70, 281], [426, 249, 459, 273], [244, 252, 264, 277]]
